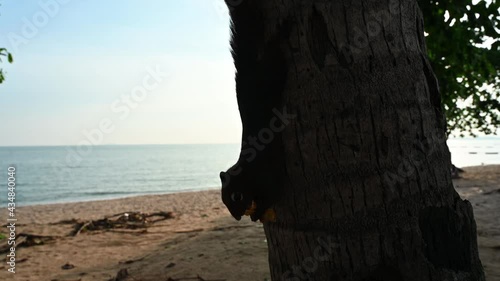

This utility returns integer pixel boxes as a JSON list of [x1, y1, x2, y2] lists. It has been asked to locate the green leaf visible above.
[[7, 53, 13, 63]]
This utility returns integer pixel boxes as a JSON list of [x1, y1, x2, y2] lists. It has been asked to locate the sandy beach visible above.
[[0, 165, 499, 281]]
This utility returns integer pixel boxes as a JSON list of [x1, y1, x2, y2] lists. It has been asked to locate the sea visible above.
[[0, 138, 499, 207]]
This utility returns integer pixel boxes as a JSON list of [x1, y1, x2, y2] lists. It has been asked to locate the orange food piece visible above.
[[244, 201, 257, 216], [244, 202, 277, 223]]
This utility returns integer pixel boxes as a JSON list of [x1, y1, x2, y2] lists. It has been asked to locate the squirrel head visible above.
[[219, 167, 254, 220]]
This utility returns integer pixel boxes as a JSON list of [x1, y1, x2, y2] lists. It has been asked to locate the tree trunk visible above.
[[226, 0, 484, 280]]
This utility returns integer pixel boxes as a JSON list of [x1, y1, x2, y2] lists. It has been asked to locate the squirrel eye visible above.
[[231, 192, 243, 202]]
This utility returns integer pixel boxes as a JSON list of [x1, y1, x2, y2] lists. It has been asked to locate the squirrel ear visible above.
[[219, 171, 226, 181]]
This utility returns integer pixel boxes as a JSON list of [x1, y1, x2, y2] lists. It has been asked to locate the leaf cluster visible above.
[[421, 0, 500, 136], [0, 47, 13, 84]]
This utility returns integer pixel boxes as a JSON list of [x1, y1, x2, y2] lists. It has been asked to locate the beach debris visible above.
[[50, 218, 79, 225], [0, 233, 57, 253], [18, 233, 52, 246], [61, 263, 75, 270], [70, 211, 174, 236], [166, 262, 176, 268], [108, 268, 129, 281]]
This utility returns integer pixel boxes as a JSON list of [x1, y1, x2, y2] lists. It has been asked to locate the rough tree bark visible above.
[[226, 0, 485, 280]]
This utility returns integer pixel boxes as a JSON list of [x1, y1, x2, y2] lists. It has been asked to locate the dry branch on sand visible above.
[[0, 233, 57, 253], [0, 211, 174, 253], [70, 211, 175, 236]]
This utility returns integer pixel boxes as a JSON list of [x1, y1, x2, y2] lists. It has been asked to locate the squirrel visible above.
[[220, 1, 290, 222]]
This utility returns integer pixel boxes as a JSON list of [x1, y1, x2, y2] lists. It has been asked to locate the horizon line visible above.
[[0, 143, 241, 148], [1, 135, 499, 148]]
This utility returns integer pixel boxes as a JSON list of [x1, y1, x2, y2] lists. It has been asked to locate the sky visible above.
[[0, 0, 242, 146]]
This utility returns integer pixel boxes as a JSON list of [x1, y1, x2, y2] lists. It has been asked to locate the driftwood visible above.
[[71, 211, 174, 236], [0, 233, 58, 253], [0, 211, 174, 253], [49, 218, 79, 225]]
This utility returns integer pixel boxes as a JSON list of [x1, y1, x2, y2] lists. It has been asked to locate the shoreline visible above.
[[0, 189, 225, 225], [3, 164, 497, 209], [0, 186, 220, 209]]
